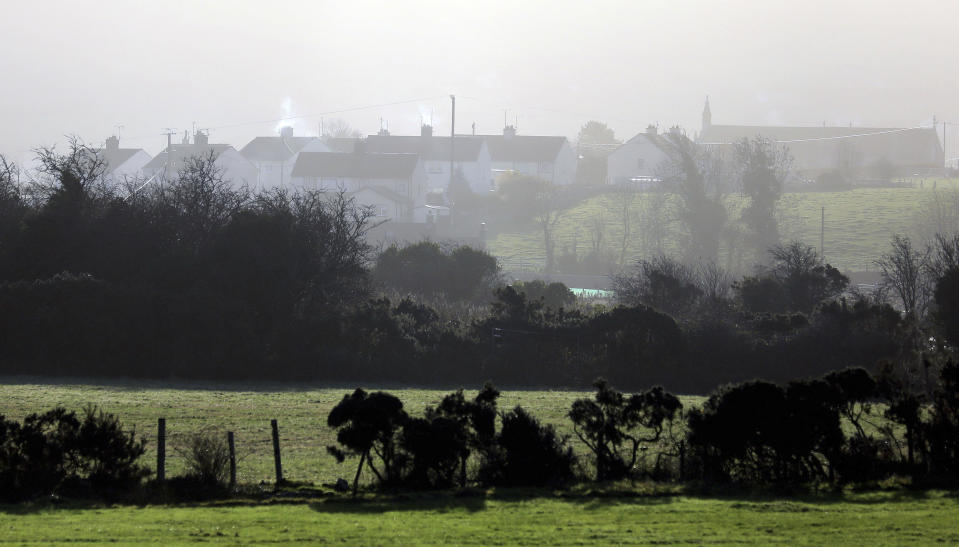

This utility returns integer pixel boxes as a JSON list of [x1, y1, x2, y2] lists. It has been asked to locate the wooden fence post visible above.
[[156, 418, 166, 482], [227, 431, 237, 488], [271, 419, 283, 485], [678, 441, 685, 482]]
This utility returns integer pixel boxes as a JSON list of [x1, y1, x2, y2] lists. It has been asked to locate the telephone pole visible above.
[[449, 94, 456, 191]]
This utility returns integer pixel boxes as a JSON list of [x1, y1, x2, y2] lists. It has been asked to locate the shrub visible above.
[[176, 428, 230, 487], [480, 406, 576, 487]]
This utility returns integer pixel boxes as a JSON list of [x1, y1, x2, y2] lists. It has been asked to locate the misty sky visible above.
[[2, 0, 956, 163]]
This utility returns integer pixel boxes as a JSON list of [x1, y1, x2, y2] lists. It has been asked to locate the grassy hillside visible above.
[[489, 180, 959, 275]]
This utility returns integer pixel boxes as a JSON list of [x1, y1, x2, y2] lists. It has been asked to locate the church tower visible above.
[[702, 96, 711, 134]]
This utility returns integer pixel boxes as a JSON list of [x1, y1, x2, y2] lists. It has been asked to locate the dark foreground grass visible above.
[[1, 490, 957, 544]]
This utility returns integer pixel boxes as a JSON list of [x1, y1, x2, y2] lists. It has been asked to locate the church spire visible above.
[[702, 95, 711, 133]]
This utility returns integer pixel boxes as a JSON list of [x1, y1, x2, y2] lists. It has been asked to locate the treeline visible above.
[[2, 141, 959, 395]]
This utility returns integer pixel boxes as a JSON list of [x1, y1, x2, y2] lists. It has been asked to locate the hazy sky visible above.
[[2, 0, 957, 162]]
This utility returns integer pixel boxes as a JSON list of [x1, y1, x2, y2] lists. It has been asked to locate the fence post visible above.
[[271, 419, 284, 485], [227, 431, 237, 488], [156, 418, 166, 482], [678, 441, 685, 482]]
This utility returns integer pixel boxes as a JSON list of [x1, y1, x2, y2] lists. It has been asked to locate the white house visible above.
[[607, 125, 674, 186], [98, 136, 152, 182], [290, 147, 429, 223], [239, 127, 330, 191], [364, 126, 493, 194], [479, 126, 577, 186], [142, 131, 258, 190]]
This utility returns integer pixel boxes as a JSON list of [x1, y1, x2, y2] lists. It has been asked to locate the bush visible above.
[[176, 428, 231, 487], [480, 406, 576, 487], [0, 406, 147, 501]]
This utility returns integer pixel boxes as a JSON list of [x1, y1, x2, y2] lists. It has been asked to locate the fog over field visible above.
[[1, 0, 957, 161]]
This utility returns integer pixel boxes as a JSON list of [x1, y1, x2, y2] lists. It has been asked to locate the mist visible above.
[[2, 0, 956, 161]]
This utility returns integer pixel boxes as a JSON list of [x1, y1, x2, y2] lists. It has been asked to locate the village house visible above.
[[239, 126, 330, 190], [142, 131, 258, 189], [290, 146, 429, 223], [606, 125, 674, 186], [98, 135, 152, 182], [364, 126, 493, 194], [478, 126, 578, 186]]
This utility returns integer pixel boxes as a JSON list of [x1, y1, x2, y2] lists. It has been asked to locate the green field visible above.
[[1, 379, 701, 486], [3, 491, 957, 544], [0, 380, 953, 544], [490, 181, 959, 274]]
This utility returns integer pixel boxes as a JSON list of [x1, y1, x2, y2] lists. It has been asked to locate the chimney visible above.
[[668, 125, 683, 137], [279, 126, 294, 139], [106, 135, 119, 151], [421, 124, 433, 138], [194, 130, 208, 145], [377, 127, 390, 136], [646, 124, 657, 136], [503, 125, 516, 139]]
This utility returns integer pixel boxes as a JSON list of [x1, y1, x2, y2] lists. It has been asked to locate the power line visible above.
[[117, 96, 446, 144], [701, 125, 934, 146]]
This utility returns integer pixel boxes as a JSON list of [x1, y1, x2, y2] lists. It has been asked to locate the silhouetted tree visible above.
[[569, 379, 681, 480], [326, 389, 409, 494]]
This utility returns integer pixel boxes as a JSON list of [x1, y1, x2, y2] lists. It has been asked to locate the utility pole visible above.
[[820, 206, 825, 263], [449, 94, 456, 190]]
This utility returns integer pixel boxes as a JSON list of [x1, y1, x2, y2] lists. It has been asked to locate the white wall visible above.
[[607, 135, 672, 185], [109, 150, 152, 181]]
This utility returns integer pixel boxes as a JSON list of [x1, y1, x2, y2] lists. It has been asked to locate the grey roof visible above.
[[240, 136, 316, 162], [291, 152, 419, 179], [99, 148, 144, 172], [364, 135, 485, 161], [479, 135, 568, 162], [143, 144, 233, 171]]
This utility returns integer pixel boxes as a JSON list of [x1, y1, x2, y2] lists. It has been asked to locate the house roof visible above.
[[478, 135, 568, 162], [239, 136, 317, 162], [291, 152, 419, 179], [364, 135, 485, 161], [617, 132, 675, 155], [99, 147, 144, 172], [143, 144, 234, 171]]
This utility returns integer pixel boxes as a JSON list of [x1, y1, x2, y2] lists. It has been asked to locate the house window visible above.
[[428, 163, 444, 174]]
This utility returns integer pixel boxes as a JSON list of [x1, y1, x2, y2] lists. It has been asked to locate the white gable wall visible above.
[[607, 135, 672, 185]]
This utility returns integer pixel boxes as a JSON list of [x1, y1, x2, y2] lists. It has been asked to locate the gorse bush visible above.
[[0, 405, 147, 501]]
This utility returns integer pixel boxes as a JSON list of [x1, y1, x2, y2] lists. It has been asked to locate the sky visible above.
[[1, 0, 957, 163]]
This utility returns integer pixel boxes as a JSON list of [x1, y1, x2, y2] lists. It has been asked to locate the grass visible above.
[[0, 378, 707, 486], [489, 180, 959, 274], [2, 490, 958, 544], [0, 379, 950, 544]]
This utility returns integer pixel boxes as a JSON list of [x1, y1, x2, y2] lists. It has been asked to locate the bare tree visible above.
[[876, 234, 931, 317], [30, 135, 109, 201], [322, 118, 362, 140], [613, 184, 637, 267], [533, 184, 564, 273]]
